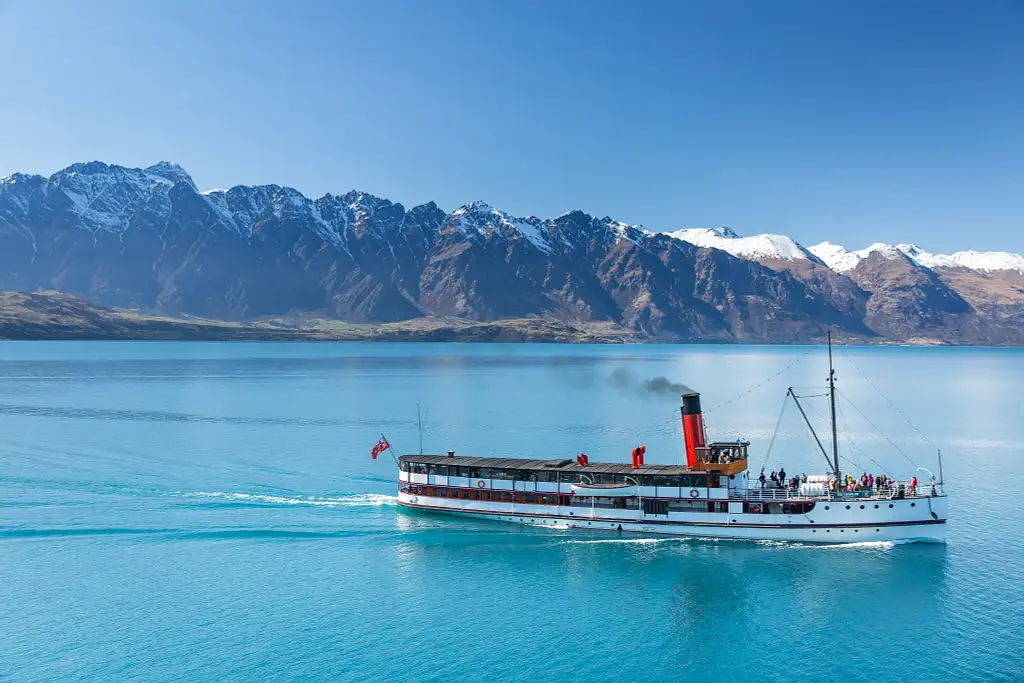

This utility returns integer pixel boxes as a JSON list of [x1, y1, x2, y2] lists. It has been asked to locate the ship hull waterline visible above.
[[397, 493, 947, 545]]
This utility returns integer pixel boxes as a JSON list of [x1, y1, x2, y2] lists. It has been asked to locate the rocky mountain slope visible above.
[[1, 161, 1021, 344]]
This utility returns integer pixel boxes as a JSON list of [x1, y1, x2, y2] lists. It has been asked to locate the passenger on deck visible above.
[[770, 471, 778, 487], [868, 473, 874, 489], [759, 469, 767, 488], [778, 467, 786, 485], [828, 478, 836, 492], [800, 472, 808, 484], [909, 476, 918, 496]]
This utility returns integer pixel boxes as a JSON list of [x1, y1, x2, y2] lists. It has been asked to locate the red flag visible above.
[[371, 437, 390, 460]]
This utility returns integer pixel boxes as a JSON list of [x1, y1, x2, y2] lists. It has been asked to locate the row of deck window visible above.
[[404, 486, 734, 513], [401, 462, 718, 488]]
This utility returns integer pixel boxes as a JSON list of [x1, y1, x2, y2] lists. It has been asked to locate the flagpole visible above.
[[382, 432, 399, 466]]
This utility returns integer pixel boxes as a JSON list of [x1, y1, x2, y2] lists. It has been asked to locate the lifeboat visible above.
[[570, 483, 637, 498]]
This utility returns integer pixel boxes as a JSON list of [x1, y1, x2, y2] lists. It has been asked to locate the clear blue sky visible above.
[[1, 0, 1021, 252]]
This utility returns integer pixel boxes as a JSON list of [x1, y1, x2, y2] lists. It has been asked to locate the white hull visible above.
[[397, 491, 947, 544]]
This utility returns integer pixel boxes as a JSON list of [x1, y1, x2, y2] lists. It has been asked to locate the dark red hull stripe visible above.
[[398, 501, 946, 529]]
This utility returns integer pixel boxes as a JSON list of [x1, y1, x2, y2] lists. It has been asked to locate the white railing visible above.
[[737, 481, 945, 501]]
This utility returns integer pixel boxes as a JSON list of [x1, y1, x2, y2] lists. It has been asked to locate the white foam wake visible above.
[[182, 491, 398, 507], [559, 538, 674, 546]]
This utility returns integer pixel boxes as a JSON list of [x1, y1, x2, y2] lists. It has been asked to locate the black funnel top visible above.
[[681, 392, 702, 416]]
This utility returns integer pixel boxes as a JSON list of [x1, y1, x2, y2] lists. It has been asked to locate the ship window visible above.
[[524, 494, 536, 503], [400, 461, 410, 472], [411, 463, 427, 474], [643, 499, 669, 515], [467, 468, 480, 479], [492, 469, 514, 480], [536, 470, 558, 483], [559, 471, 577, 483], [477, 468, 493, 479], [653, 475, 681, 487]]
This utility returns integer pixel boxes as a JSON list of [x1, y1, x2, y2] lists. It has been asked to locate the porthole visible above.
[[855, 529, 859, 532], [876, 528, 880, 532], [812, 530, 817, 533], [911, 503, 916, 507], [827, 529, 831, 533], [841, 529, 845, 532], [846, 505, 851, 510], [825, 506, 830, 510], [860, 505, 865, 509], [889, 504, 894, 508], [874, 504, 879, 509]]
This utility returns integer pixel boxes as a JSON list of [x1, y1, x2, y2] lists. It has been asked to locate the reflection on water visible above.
[[0, 342, 1020, 681]]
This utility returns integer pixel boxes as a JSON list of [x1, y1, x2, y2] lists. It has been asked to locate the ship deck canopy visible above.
[[399, 453, 721, 476]]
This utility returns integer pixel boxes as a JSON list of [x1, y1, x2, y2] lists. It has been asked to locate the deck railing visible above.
[[737, 481, 944, 501]]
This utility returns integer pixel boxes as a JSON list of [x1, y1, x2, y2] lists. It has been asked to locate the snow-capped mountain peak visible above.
[[143, 161, 195, 188], [808, 241, 1024, 274], [660, 226, 816, 262], [450, 201, 554, 254]]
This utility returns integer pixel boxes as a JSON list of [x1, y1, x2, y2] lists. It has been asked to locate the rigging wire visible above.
[[798, 393, 851, 472], [836, 388, 918, 469], [834, 345, 941, 452], [703, 350, 813, 415], [759, 395, 790, 473], [835, 397, 861, 471], [833, 392, 895, 477]]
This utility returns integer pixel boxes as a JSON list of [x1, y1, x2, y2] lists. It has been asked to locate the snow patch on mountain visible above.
[[809, 242, 1024, 274], [451, 201, 554, 254], [661, 226, 815, 262]]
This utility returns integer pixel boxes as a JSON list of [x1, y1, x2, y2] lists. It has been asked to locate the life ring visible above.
[[476, 480, 486, 489], [689, 488, 700, 499]]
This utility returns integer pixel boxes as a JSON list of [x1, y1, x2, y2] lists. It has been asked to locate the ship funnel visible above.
[[681, 392, 706, 468]]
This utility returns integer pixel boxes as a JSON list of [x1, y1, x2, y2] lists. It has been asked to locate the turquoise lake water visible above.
[[0, 341, 1021, 681]]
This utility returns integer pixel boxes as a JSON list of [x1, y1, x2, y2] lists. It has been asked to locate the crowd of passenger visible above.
[[758, 467, 930, 498], [757, 467, 806, 491]]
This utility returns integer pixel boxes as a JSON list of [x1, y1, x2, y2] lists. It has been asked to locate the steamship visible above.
[[396, 339, 948, 543]]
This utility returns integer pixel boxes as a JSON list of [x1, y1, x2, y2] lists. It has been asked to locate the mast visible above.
[[417, 403, 424, 455], [827, 330, 841, 482]]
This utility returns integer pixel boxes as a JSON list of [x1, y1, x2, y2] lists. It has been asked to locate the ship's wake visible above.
[[180, 491, 398, 508]]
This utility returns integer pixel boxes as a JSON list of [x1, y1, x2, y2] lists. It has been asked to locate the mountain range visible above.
[[1, 161, 1022, 344]]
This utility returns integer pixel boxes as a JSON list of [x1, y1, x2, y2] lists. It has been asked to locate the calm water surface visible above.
[[0, 342, 1021, 682]]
